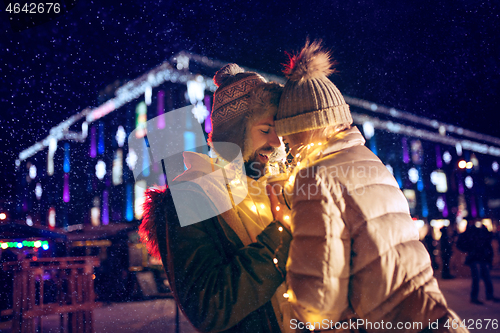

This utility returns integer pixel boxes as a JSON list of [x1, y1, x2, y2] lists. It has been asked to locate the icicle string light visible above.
[[102, 190, 109, 225], [63, 173, 70, 203], [63, 143, 70, 173], [157, 90, 166, 129], [435, 145, 443, 169], [90, 126, 97, 158], [402, 138, 410, 164], [98, 122, 105, 155]]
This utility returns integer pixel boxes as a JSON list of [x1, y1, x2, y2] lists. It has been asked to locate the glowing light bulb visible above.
[[275, 206, 280, 212], [284, 215, 290, 220], [492, 161, 499, 172], [260, 204, 265, 209], [95, 160, 106, 180], [408, 168, 419, 184], [465, 176, 473, 189], [251, 205, 257, 213], [458, 160, 466, 169], [443, 151, 452, 164], [273, 258, 278, 264], [283, 293, 290, 298], [278, 226, 283, 232]]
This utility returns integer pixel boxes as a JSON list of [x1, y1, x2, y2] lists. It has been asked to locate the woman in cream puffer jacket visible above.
[[285, 127, 460, 332], [274, 40, 466, 333]]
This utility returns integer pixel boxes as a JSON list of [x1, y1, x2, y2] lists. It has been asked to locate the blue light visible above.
[[63, 143, 70, 173], [42, 244, 49, 250], [369, 136, 378, 156], [98, 122, 105, 155], [394, 168, 403, 188], [126, 184, 134, 221], [421, 191, 429, 218], [417, 166, 424, 192], [17, 242, 23, 248], [142, 138, 150, 177], [184, 131, 196, 152], [478, 196, 485, 218]]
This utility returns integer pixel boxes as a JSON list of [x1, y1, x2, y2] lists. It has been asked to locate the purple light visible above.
[[402, 137, 409, 164], [157, 90, 165, 129], [158, 174, 166, 186], [102, 190, 109, 225], [442, 196, 448, 217], [435, 145, 443, 169], [90, 126, 97, 158], [63, 173, 70, 202], [204, 95, 212, 133], [457, 174, 464, 194], [470, 195, 477, 218]]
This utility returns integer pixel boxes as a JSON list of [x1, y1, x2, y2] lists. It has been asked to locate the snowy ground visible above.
[[1, 269, 500, 333]]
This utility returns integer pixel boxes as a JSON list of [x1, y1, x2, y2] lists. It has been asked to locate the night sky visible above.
[[1, 0, 499, 210]]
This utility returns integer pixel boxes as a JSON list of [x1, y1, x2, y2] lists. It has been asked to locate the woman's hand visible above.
[[266, 184, 292, 231]]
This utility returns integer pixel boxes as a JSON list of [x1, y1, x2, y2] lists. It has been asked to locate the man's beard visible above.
[[244, 145, 277, 179]]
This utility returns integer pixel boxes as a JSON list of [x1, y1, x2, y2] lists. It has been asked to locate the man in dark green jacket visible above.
[[140, 64, 293, 333]]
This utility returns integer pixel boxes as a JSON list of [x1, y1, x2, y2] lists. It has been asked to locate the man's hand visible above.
[[266, 184, 291, 231]]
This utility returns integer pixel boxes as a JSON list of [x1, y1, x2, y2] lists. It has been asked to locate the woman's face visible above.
[[283, 132, 307, 157]]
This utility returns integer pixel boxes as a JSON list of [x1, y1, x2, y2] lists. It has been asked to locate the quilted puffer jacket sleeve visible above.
[[160, 186, 292, 332], [286, 166, 351, 323]]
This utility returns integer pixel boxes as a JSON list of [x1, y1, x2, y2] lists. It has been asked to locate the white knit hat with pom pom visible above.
[[275, 40, 352, 137]]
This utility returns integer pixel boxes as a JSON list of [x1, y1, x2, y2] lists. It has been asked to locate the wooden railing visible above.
[[1, 257, 100, 333]]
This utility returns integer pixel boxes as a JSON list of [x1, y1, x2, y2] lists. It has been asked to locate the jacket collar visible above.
[[321, 126, 366, 156]]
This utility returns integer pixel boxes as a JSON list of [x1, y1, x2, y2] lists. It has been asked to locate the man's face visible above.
[[245, 117, 281, 179]]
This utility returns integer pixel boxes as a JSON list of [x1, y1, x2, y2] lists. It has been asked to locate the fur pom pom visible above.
[[139, 186, 168, 259], [213, 63, 245, 87], [283, 40, 336, 81]]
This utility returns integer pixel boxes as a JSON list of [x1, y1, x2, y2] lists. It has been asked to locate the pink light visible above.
[[90, 101, 116, 122], [157, 90, 165, 129], [63, 173, 70, 202], [204, 96, 212, 133]]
